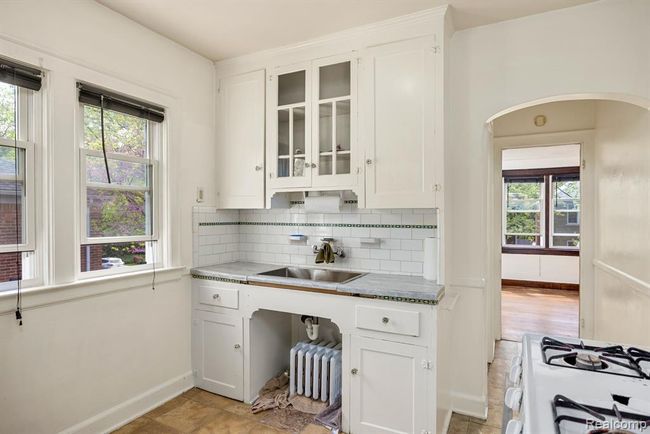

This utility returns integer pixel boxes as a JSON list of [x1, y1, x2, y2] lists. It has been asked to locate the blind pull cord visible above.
[[100, 95, 111, 184], [12, 73, 22, 326]]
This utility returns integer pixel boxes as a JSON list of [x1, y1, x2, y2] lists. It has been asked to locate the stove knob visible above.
[[509, 364, 522, 385], [505, 419, 523, 434], [505, 387, 523, 413]]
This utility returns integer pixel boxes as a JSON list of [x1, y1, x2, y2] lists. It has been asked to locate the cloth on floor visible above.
[[251, 372, 290, 414], [259, 406, 315, 433], [315, 395, 342, 432], [288, 394, 328, 415]]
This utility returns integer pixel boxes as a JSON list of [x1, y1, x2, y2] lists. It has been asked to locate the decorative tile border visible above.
[[370, 295, 440, 305], [199, 221, 436, 229], [191, 274, 247, 284], [289, 200, 358, 205]]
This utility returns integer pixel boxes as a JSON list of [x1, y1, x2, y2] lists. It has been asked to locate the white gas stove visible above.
[[503, 334, 650, 434]]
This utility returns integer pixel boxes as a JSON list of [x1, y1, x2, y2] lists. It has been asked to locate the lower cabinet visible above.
[[349, 335, 430, 434], [192, 310, 244, 400]]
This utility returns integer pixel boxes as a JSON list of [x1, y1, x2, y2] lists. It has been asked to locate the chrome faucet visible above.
[[312, 238, 345, 258]]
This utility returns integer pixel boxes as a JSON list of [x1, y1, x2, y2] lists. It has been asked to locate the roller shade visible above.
[[0, 58, 42, 91], [77, 83, 165, 123]]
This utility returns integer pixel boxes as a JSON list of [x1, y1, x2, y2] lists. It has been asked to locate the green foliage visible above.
[[506, 212, 540, 234], [83, 105, 147, 156], [0, 82, 16, 139]]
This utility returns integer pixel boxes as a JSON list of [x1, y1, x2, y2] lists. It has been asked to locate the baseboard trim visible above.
[[450, 391, 487, 419], [502, 279, 579, 291], [60, 371, 194, 434]]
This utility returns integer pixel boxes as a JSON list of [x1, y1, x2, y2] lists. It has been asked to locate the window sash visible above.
[[79, 119, 160, 246], [550, 175, 580, 249], [0, 137, 35, 254], [502, 180, 545, 248]]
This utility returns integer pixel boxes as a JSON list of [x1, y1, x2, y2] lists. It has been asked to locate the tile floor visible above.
[[447, 340, 521, 434], [114, 340, 520, 434]]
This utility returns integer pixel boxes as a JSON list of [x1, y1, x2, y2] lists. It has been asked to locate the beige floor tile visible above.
[[300, 423, 331, 434], [470, 402, 503, 429], [144, 395, 188, 419], [154, 399, 223, 432], [447, 413, 470, 434], [113, 418, 182, 434], [467, 421, 502, 434], [192, 410, 287, 433], [189, 389, 241, 409]]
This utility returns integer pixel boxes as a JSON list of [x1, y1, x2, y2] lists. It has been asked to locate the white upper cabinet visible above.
[[267, 62, 312, 190], [267, 55, 360, 196], [216, 70, 266, 209], [361, 36, 440, 209], [311, 55, 359, 189]]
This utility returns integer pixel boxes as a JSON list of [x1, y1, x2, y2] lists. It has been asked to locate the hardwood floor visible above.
[[501, 285, 579, 342]]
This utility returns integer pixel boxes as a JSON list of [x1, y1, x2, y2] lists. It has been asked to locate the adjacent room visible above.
[[0, 1, 648, 434]]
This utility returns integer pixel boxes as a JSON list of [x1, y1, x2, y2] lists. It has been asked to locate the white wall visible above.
[[447, 0, 649, 417], [0, 2, 214, 432], [494, 100, 596, 137], [502, 254, 579, 284], [592, 100, 650, 346]]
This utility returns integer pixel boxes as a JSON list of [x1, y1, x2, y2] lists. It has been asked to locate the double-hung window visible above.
[[502, 168, 580, 254], [78, 84, 164, 274], [0, 59, 41, 291]]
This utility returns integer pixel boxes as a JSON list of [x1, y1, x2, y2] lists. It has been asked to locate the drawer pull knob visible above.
[[351, 368, 358, 375], [382, 317, 389, 324], [234, 344, 241, 349], [213, 294, 220, 300]]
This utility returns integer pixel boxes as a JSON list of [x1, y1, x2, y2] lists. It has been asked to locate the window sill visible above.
[[0, 266, 187, 315], [502, 247, 579, 256]]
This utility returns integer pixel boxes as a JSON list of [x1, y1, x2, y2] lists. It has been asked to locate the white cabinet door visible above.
[[349, 335, 430, 434], [192, 310, 244, 400], [361, 36, 439, 209], [216, 70, 266, 208], [267, 63, 313, 190], [311, 54, 360, 189]]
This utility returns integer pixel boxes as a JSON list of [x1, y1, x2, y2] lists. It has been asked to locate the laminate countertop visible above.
[[191, 261, 445, 304]]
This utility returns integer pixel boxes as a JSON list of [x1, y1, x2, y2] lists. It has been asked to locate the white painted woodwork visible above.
[[267, 62, 313, 190], [349, 335, 429, 434], [355, 305, 420, 336], [361, 36, 439, 209], [197, 281, 239, 309], [192, 310, 244, 400], [216, 70, 266, 208]]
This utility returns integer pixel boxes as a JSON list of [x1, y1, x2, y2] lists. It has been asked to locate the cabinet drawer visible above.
[[198, 284, 239, 309], [355, 305, 420, 337]]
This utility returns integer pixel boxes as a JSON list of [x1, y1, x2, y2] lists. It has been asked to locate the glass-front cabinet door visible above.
[[312, 56, 357, 188], [267, 55, 357, 193], [268, 64, 312, 189]]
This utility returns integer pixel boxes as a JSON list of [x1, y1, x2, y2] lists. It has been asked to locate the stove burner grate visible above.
[[541, 337, 648, 379], [552, 394, 650, 434]]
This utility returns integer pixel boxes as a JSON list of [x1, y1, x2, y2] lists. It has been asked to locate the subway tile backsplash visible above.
[[192, 205, 437, 276]]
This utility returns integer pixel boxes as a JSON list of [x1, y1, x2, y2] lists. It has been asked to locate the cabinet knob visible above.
[[351, 368, 358, 375], [382, 317, 389, 324], [255, 165, 263, 171], [212, 293, 220, 300], [366, 159, 373, 165], [311, 163, 317, 168], [234, 344, 241, 349]]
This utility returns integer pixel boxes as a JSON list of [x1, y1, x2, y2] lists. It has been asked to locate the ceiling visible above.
[[97, 0, 596, 61]]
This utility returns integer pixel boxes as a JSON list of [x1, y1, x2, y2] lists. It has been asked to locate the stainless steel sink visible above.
[[257, 267, 364, 284]]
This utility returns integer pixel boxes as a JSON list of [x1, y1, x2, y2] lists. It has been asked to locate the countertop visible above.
[[191, 261, 445, 304]]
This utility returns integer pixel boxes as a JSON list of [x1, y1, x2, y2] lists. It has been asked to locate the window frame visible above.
[[502, 166, 580, 256], [549, 174, 581, 249], [0, 84, 42, 291], [77, 100, 162, 277], [502, 176, 545, 248]]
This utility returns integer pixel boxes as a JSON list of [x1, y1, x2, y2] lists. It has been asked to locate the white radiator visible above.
[[289, 340, 342, 405]]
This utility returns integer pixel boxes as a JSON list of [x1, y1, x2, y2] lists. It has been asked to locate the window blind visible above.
[[0, 57, 42, 91], [77, 83, 165, 123]]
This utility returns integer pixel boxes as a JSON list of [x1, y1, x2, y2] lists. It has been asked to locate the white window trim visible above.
[[77, 102, 163, 277], [549, 174, 581, 249], [502, 179, 545, 247], [0, 138, 35, 254]]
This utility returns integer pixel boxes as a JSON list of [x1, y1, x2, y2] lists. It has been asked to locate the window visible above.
[[503, 177, 544, 247], [551, 174, 580, 248], [0, 81, 37, 290], [503, 168, 580, 254], [78, 84, 164, 274]]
